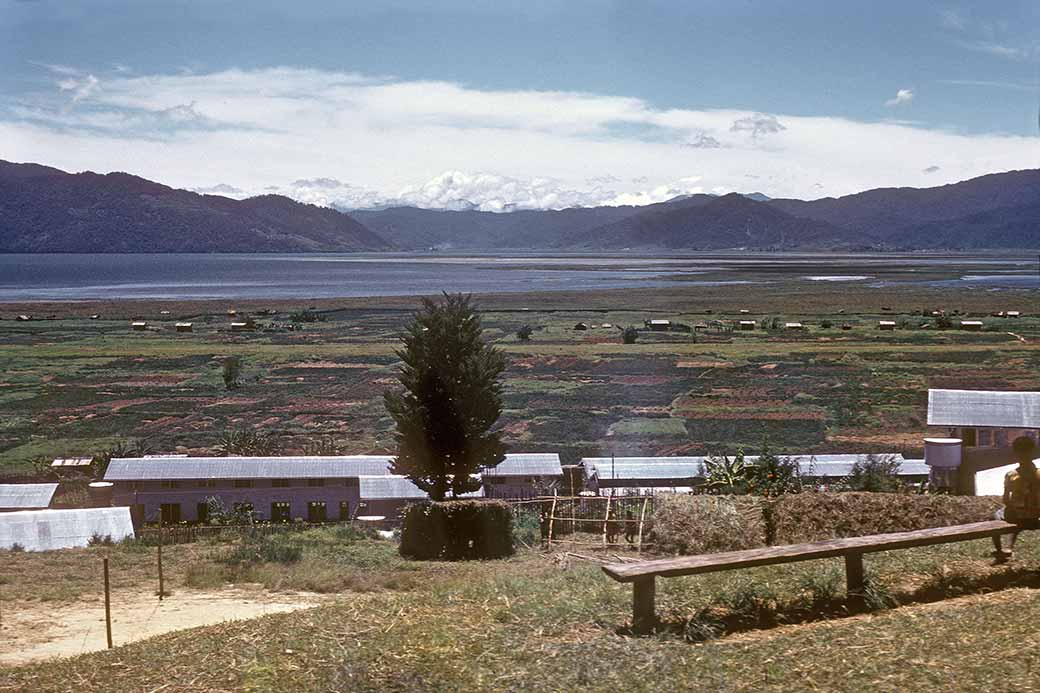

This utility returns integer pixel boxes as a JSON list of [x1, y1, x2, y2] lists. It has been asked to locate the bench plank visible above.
[[603, 520, 1017, 583]]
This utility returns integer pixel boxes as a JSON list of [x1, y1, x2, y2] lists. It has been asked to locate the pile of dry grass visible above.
[[648, 492, 1002, 555], [769, 492, 1002, 544], [649, 495, 766, 555]]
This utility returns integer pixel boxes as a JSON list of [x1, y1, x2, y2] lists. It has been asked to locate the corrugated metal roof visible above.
[[584, 454, 924, 482], [928, 389, 1040, 428], [582, 457, 707, 480], [483, 454, 562, 477], [0, 507, 135, 551], [0, 483, 58, 510], [358, 476, 427, 500], [104, 456, 395, 481], [51, 457, 92, 467], [358, 475, 485, 500]]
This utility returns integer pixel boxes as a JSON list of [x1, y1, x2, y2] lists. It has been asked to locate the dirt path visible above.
[[0, 586, 329, 666]]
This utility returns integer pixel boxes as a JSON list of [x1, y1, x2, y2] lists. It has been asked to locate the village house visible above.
[[480, 453, 563, 497], [925, 388, 1040, 494], [0, 483, 58, 512]]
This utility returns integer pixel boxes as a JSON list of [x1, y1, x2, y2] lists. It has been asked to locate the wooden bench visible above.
[[602, 520, 1021, 633]]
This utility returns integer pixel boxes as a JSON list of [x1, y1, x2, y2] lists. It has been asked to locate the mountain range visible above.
[[1, 159, 1037, 252]]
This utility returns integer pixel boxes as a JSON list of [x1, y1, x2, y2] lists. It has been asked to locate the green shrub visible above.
[[222, 534, 303, 565], [649, 495, 766, 555], [843, 453, 904, 492], [400, 500, 514, 560], [769, 492, 1001, 544], [621, 327, 639, 344]]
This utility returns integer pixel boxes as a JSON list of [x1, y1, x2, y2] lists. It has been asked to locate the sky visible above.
[[2, 0, 1039, 211]]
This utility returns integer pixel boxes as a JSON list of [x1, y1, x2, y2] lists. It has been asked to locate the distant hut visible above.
[[840, 323, 852, 330], [739, 309, 750, 314], [738, 320, 756, 330], [175, 322, 193, 333], [1006, 311, 1021, 318], [16, 315, 31, 322], [573, 322, 588, 331], [878, 320, 896, 331], [647, 319, 671, 331], [693, 322, 708, 331], [89, 314, 100, 320], [960, 320, 983, 331], [230, 322, 254, 332], [785, 322, 804, 330], [131, 321, 147, 331], [159, 310, 171, 316]]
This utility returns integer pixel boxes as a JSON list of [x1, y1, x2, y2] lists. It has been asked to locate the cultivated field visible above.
[[1, 276, 1038, 477]]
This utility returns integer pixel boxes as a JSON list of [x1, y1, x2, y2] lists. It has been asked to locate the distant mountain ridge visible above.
[[2, 160, 1037, 252], [0, 160, 389, 252]]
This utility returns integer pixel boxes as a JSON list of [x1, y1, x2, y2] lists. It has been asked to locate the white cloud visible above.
[[58, 74, 99, 103], [885, 89, 914, 107], [729, 113, 785, 138], [1, 66, 1037, 209]]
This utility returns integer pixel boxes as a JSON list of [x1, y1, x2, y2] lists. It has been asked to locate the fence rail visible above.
[[504, 494, 657, 551]]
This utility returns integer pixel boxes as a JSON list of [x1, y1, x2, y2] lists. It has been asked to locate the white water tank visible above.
[[925, 438, 963, 489], [924, 438, 963, 468]]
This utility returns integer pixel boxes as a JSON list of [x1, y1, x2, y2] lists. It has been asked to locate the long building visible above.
[[104, 453, 560, 523], [581, 454, 927, 494], [0, 507, 135, 551]]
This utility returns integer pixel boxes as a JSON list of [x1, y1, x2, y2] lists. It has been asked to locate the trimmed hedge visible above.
[[649, 492, 1002, 555], [400, 500, 514, 560]]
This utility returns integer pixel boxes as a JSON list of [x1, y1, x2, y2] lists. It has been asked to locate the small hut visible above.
[[960, 320, 983, 331], [1006, 311, 1021, 318], [131, 321, 147, 331], [738, 320, 756, 330], [878, 320, 896, 331], [175, 322, 193, 333], [230, 322, 254, 332], [785, 322, 804, 330], [573, 322, 588, 331], [647, 319, 671, 331]]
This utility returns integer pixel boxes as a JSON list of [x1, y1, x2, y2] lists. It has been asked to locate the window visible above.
[[339, 501, 351, 521], [994, 429, 1009, 448], [196, 479, 217, 488], [960, 428, 977, 447], [196, 502, 210, 524], [160, 480, 179, 489], [272, 479, 291, 488], [234, 479, 253, 488], [978, 429, 993, 447], [271, 501, 291, 522], [160, 503, 181, 524], [308, 478, 325, 487], [307, 501, 327, 523]]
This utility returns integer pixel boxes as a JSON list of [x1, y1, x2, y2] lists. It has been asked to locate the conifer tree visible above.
[[384, 293, 506, 500]]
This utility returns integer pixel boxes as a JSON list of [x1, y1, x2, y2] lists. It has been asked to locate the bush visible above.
[[621, 326, 640, 344], [88, 533, 114, 546], [516, 324, 533, 341], [769, 492, 1001, 544], [844, 453, 904, 492], [222, 534, 303, 565], [400, 500, 514, 560], [649, 495, 767, 555]]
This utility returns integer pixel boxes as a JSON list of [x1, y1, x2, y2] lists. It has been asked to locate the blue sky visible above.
[[2, 0, 1038, 210]]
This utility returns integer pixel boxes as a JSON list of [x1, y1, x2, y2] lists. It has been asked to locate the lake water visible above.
[[0, 253, 1035, 301]]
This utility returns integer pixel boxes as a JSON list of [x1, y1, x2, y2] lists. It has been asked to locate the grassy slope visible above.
[[2, 533, 1039, 691]]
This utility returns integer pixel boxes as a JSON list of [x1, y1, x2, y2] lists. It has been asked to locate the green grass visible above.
[[2, 532, 1039, 691]]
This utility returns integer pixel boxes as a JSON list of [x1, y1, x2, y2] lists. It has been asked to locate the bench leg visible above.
[[632, 576, 656, 634], [845, 552, 865, 610]]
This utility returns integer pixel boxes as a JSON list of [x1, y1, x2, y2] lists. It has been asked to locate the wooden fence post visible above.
[[547, 491, 558, 550], [103, 557, 113, 649], [602, 494, 612, 547], [158, 512, 164, 600], [636, 498, 649, 553]]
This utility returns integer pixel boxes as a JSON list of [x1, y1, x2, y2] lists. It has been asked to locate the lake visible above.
[[0, 253, 1036, 301]]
